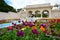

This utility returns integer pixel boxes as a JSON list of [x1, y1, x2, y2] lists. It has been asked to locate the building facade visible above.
[[0, 3, 60, 20], [23, 3, 60, 18]]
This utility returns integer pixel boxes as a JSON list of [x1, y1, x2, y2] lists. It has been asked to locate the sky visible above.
[[4, 0, 60, 9]]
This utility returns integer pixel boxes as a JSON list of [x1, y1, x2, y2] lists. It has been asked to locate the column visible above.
[[41, 13, 42, 18], [40, 11, 42, 18], [49, 11, 51, 18], [32, 11, 35, 14]]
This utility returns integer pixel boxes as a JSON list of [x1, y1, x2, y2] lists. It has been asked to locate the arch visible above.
[[42, 10, 49, 17], [28, 11, 32, 14], [35, 10, 40, 14], [35, 10, 41, 17], [28, 11, 33, 17]]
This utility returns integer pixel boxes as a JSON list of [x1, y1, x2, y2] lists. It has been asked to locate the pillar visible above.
[[32, 11, 35, 14], [40, 11, 42, 18]]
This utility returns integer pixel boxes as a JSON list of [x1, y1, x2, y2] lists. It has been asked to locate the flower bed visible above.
[[0, 19, 60, 40], [0, 19, 8, 24]]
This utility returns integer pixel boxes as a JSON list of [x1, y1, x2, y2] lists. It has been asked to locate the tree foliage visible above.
[[0, 0, 16, 12]]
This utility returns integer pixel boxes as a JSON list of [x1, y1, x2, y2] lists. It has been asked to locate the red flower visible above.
[[43, 30, 49, 35], [39, 23, 46, 28], [28, 23, 34, 27], [17, 30, 24, 37], [56, 19, 60, 23], [32, 29, 39, 35], [49, 19, 55, 23], [15, 25, 19, 29], [8, 26, 13, 30], [19, 24, 23, 29]]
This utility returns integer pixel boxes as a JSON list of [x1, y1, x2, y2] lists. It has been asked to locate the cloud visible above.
[[9, 0, 47, 9], [5, 0, 60, 9]]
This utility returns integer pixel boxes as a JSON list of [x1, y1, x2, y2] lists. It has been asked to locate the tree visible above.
[[0, 0, 16, 12], [17, 8, 22, 12]]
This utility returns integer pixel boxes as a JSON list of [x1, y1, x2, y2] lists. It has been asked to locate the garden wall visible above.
[[0, 12, 20, 20], [51, 10, 60, 18]]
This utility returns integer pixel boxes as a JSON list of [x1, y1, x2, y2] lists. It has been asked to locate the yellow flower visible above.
[[21, 28, 26, 30], [32, 26, 37, 30]]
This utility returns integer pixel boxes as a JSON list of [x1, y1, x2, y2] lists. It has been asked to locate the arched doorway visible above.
[[42, 10, 49, 17], [28, 11, 33, 17], [35, 10, 41, 17]]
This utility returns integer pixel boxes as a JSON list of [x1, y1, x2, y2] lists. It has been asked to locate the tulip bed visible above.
[[0, 19, 60, 40], [0, 20, 9, 24]]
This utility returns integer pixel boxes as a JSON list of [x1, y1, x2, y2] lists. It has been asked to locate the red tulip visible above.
[[28, 22, 35, 27], [32, 29, 39, 35], [43, 30, 49, 35], [56, 19, 60, 23], [15, 25, 19, 29], [49, 19, 55, 23], [39, 23, 46, 28], [19, 24, 23, 29], [8, 26, 13, 30], [17, 30, 24, 37]]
